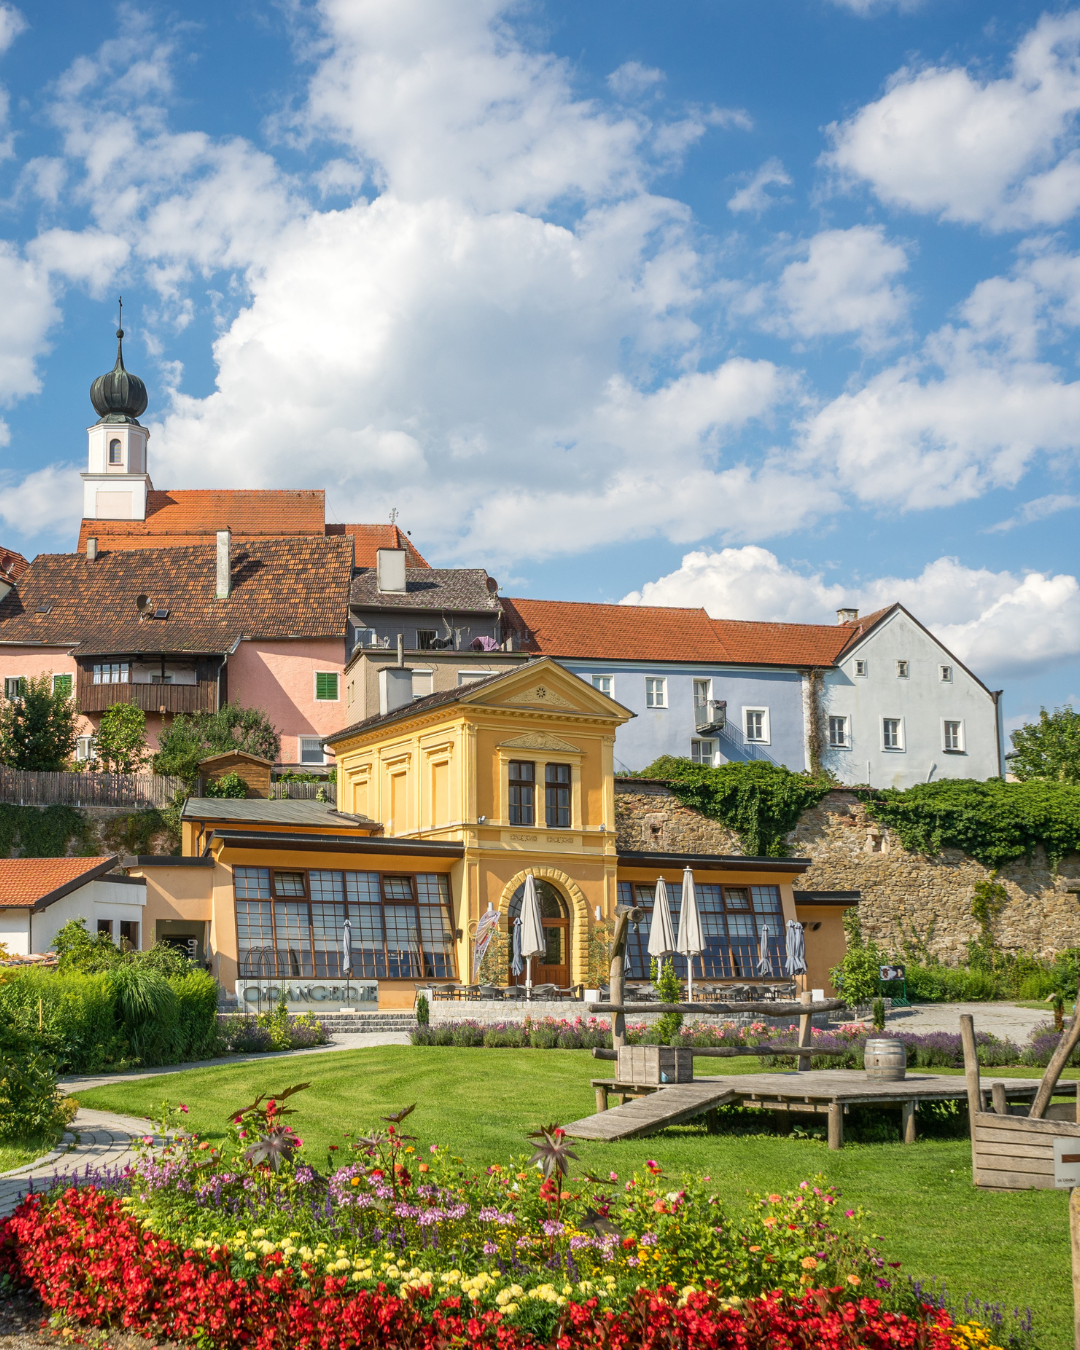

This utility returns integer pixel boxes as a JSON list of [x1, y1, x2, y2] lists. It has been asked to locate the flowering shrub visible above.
[[1, 1187, 995, 1350]]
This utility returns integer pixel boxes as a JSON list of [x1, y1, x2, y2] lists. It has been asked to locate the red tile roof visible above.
[[327, 523, 429, 568], [0, 856, 119, 907], [501, 598, 726, 662], [0, 546, 30, 583], [0, 535, 354, 655], [503, 598, 900, 668], [77, 490, 326, 551]]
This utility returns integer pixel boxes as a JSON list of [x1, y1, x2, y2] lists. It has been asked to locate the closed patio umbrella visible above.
[[342, 917, 353, 1008], [647, 878, 677, 989], [756, 923, 773, 978], [675, 867, 704, 1003], [519, 875, 545, 1000], [511, 919, 524, 978], [785, 919, 807, 980]]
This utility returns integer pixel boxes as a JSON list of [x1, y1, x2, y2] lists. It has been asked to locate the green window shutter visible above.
[[316, 672, 338, 701], [53, 674, 73, 698]]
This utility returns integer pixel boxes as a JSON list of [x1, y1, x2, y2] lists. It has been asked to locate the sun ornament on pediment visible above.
[[500, 683, 578, 710], [498, 732, 582, 753]]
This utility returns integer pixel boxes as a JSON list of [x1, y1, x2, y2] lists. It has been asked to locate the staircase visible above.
[[317, 1011, 418, 1034]]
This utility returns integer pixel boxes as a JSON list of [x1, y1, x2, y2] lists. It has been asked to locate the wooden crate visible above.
[[617, 1045, 694, 1086], [973, 1110, 1080, 1190]]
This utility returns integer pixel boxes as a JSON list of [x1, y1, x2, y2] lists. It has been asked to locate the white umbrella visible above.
[[647, 878, 677, 991], [342, 917, 353, 1007], [675, 867, 704, 1003], [518, 875, 545, 1000], [756, 923, 773, 978], [785, 919, 807, 980]]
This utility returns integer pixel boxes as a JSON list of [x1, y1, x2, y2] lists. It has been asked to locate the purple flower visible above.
[[483, 1241, 498, 1255]]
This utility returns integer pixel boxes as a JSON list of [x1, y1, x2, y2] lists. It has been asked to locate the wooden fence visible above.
[[0, 767, 185, 808], [271, 781, 333, 801]]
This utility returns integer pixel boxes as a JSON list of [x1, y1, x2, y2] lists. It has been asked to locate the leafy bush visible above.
[[829, 909, 886, 1008], [1010, 704, 1080, 785], [652, 957, 683, 1040], [415, 993, 429, 1026], [153, 703, 280, 787], [0, 803, 92, 859], [204, 770, 249, 799], [633, 757, 831, 857], [0, 672, 79, 770], [0, 1012, 70, 1142], [94, 704, 148, 773], [866, 777, 1080, 868]]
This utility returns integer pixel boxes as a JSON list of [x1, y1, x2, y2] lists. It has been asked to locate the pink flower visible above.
[[609, 1172, 618, 1182], [178, 1104, 189, 1114], [845, 1209, 855, 1218], [644, 1160, 662, 1175], [430, 1145, 438, 1154]]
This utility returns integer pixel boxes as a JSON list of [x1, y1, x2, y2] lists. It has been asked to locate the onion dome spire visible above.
[[90, 297, 148, 425]]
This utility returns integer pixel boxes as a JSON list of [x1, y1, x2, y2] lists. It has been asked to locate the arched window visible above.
[[508, 879, 567, 920], [108, 438, 122, 465], [508, 879, 570, 987]]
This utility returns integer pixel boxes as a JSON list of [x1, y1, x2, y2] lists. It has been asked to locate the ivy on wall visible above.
[[865, 778, 1080, 869], [0, 804, 94, 858], [635, 758, 831, 858]]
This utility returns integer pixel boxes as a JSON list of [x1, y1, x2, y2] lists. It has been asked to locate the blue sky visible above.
[[1, 0, 1079, 731]]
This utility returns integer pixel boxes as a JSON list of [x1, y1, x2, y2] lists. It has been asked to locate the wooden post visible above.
[[1071, 1186, 1080, 1350], [827, 1102, 844, 1150], [991, 1081, 1008, 1116], [594, 1084, 608, 1113], [959, 1013, 981, 1179], [797, 990, 813, 1072], [901, 1100, 917, 1143], [1031, 982, 1080, 1120], [705, 1107, 720, 1135], [608, 906, 640, 1053]]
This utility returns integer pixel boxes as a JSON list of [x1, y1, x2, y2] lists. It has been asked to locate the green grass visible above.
[[0, 1127, 64, 1173], [77, 1049, 1075, 1350]]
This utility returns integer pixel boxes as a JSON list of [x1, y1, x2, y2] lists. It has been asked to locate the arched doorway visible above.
[[508, 879, 570, 988]]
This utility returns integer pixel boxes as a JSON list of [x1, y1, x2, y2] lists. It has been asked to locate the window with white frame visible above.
[[314, 671, 339, 701], [882, 718, 904, 750], [896, 660, 909, 678], [412, 669, 433, 699], [743, 707, 770, 743], [939, 664, 953, 682], [828, 715, 849, 748], [692, 678, 711, 710], [691, 738, 717, 765], [645, 676, 667, 708], [591, 674, 613, 697], [108, 438, 122, 465], [943, 719, 964, 752], [76, 736, 97, 762], [458, 670, 496, 685], [300, 737, 326, 765], [3, 676, 25, 701], [854, 660, 867, 677]]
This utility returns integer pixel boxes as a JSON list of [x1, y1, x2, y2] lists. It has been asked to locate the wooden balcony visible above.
[[75, 658, 223, 716]]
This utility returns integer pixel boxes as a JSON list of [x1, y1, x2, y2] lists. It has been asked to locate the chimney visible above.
[[836, 607, 859, 625], [379, 666, 414, 715], [397, 633, 404, 667], [86, 537, 98, 562], [216, 530, 231, 599], [376, 547, 407, 593]]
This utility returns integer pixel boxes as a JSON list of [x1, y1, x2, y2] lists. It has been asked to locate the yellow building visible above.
[[130, 658, 813, 1010]]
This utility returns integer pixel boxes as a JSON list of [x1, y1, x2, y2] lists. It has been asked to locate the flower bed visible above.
[[0, 1085, 1025, 1349], [410, 1015, 1073, 1068]]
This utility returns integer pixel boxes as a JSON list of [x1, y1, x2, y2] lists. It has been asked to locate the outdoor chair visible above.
[[503, 985, 525, 999], [432, 985, 463, 1001], [530, 983, 559, 998], [464, 985, 482, 1001], [477, 984, 503, 999]]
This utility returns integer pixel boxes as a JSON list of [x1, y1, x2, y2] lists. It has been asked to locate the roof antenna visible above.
[[389, 507, 399, 526]]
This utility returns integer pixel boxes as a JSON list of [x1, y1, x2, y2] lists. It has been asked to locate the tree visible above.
[[153, 702, 280, 786], [1010, 706, 1080, 785], [52, 917, 122, 973], [0, 673, 79, 770], [95, 703, 148, 772]]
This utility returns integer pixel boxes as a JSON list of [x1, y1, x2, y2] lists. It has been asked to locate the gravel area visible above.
[[884, 1000, 1051, 1042]]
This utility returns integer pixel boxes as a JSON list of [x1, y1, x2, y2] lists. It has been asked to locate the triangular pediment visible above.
[[463, 657, 629, 720], [498, 731, 582, 752]]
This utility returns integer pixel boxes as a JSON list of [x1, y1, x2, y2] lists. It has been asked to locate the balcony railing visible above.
[[694, 699, 727, 734], [76, 680, 214, 714]]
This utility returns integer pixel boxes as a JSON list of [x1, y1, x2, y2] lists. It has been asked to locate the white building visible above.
[[820, 605, 1004, 790], [0, 856, 146, 955]]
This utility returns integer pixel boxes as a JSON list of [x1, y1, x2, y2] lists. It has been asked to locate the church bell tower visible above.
[[81, 304, 153, 522]]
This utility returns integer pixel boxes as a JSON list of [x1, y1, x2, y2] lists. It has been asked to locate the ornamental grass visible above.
[[0, 1083, 1020, 1349]]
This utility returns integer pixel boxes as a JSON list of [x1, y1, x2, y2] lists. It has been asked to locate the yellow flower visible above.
[[847, 1275, 860, 1286], [244, 1251, 256, 1261], [800, 1257, 818, 1270]]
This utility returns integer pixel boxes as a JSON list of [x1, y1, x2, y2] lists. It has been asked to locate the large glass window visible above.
[[234, 866, 456, 980], [93, 662, 129, 685], [545, 763, 570, 828], [617, 879, 786, 980], [508, 760, 535, 826]]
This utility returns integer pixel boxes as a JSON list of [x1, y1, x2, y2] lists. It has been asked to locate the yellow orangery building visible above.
[[130, 658, 813, 1009]]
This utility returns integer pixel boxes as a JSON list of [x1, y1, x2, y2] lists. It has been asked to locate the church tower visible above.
[[81, 313, 153, 522]]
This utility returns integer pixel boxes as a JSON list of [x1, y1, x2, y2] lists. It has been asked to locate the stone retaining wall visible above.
[[425, 999, 834, 1030], [615, 781, 1080, 962]]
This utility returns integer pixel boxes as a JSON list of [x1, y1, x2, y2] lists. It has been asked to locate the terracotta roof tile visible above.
[[77, 490, 326, 551], [0, 546, 30, 583], [0, 535, 354, 656], [351, 567, 500, 613], [0, 856, 118, 907], [709, 618, 858, 666], [328, 524, 429, 568], [501, 598, 725, 662]]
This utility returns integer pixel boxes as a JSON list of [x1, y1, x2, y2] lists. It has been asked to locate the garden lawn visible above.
[[78, 1048, 1076, 1350], [0, 1130, 62, 1173]]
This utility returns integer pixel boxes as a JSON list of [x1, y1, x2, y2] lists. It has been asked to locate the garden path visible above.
[[0, 1108, 152, 1218], [58, 1028, 412, 1093], [884, 1001, 1050, 1042]]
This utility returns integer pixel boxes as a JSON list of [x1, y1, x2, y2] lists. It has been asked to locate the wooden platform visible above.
[[564, 1082, 737, 1140], [575, 1071, 1075, 1148]]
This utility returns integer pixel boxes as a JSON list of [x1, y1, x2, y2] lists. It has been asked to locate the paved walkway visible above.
[[885, 1000, 1051, 1042], [60, 1028, 412, 1093], [0, 1109, 153, 1219]]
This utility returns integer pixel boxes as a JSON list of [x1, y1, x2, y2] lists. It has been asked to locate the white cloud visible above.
[[607, 61, 664, 100], [986, 492, 1080, 532], [826, 0, 923, 13], [761, 224, 911, 349], [621, 548, 1080, 679], [0, 462, 81, 537], [0, 5, 25, 55], [727, 157, 792, 215], [26, 229, 129, 295], [824, 11, 1080, 230], [0, 242, 56, 405]]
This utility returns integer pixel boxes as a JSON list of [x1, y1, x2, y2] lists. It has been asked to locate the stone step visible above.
[[317, 1012, 417, 1032]]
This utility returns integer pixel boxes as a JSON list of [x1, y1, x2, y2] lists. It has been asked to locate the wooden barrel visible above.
[[864, 1037, 906, 1080]]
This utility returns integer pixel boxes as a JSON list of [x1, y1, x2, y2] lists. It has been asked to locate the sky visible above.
[[0, 0, 1078, 732]]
